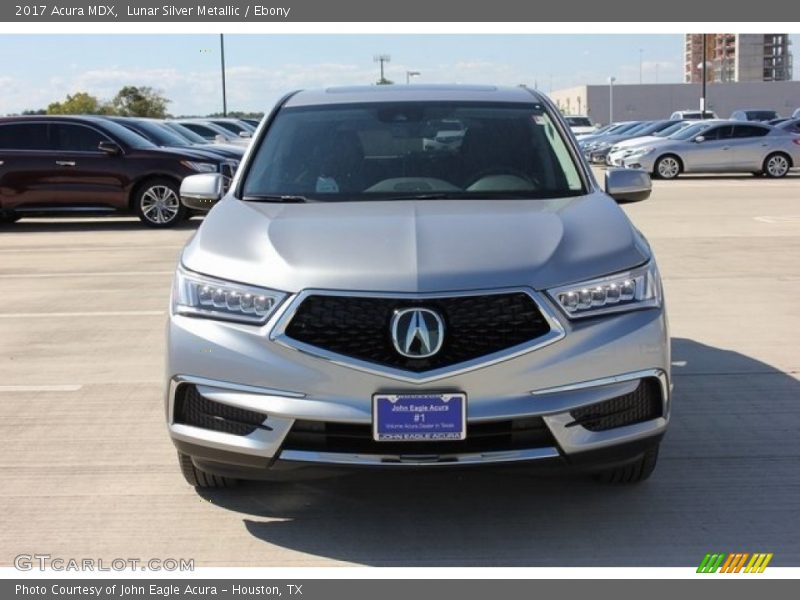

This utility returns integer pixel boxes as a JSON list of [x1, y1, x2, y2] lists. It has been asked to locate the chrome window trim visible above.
[[268, 287, 566, 384]]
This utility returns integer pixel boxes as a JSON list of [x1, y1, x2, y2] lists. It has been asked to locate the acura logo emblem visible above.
[[390, 308, 445, 359]]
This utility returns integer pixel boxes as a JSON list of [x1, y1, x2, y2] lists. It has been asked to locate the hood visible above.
[[612, 135, 662, 150], [182, 193, 650, 294], [194, 143, 245, 158]]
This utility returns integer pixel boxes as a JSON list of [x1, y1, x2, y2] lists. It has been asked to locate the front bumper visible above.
[[166, 293, 671, 476], [622, 154, 656, 172]]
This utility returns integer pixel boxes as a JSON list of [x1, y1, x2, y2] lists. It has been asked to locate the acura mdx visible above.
[[167, 85, 669, 488]]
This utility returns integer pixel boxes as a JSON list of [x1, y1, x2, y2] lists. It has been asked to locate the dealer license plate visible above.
[[372, 393, 466, 441]]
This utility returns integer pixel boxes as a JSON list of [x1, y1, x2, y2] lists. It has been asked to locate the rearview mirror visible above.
[[98, 141, 122, 155], [605, 168, 651, 203], [180, 173, 224, 211]]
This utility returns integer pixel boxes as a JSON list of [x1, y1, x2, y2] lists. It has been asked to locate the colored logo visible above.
[[697, 553, 773, 573]]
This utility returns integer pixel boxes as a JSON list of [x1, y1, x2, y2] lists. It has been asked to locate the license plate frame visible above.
[[372, 393, 467, 442]]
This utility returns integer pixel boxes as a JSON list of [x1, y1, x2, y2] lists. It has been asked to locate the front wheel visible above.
[[0, 210, 20, 224], [592, 444, 660, 484], [134, 178, 186, 228], [763, 153, 790, 178], [177, 452, 238, 489], [654, 155, 681, 180]]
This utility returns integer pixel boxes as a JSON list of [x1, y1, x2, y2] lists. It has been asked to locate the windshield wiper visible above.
[[241, 194, 312, 203], [374, 193, 460, 200]]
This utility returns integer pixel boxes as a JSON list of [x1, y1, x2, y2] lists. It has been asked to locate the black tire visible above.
[[0, 211, 20, 224], [762, 153, 791, 179], [592, 444, 660, 484], [177, 452, 238, 489], [653, 155, 681, 180], [133, 178, 186, 228]]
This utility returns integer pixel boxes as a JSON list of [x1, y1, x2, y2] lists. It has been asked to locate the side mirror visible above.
[[180, 173, 224, 211], [605, 168, 651, 203], [694, 135, 706, 143], [98, 141, 122, 155]]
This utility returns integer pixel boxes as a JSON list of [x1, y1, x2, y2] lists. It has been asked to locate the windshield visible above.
[[100, 119, 157, 149], [124, 119, 190, 147], [241, 102, 585, 201], [566, 117, 592, 127], [745, 111, 778, 121], [656, 122, 691, 137], [671, 122, 714, 140], [163, 121, 209, 144]]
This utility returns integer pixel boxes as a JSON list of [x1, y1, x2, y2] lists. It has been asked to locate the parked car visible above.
[[620, 120, 800, 179], [586, 120, 685, 165], [775, 118, 800, 135], [0, 115, 229, 227], [168, 85, 669, 490], [203, 118, 256, 137], [564, 115, 597, 135], [170, 119, 249, 147], [606, 121, 698, 166], [577, 121, 644, 151], [669, 110, 718, 120], [103, 116, 244, 164], [731, 109, 780, 122], [240, 118, 262, 129]]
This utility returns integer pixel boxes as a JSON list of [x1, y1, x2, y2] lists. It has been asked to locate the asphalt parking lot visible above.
[[1, 173, 799, 567]]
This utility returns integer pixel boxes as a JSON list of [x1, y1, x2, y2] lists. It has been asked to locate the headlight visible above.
[[181, 160, 219, 173], [629, 146, 655, 157], [547, 262, 661, 319], [172, 266, 286, 324]]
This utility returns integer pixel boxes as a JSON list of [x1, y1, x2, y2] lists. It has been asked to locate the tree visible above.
[[46, 92, 112, 115], [112, 86, 170, 118]]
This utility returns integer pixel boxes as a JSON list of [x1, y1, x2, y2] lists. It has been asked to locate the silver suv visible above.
[[167, 85, 669, 488]]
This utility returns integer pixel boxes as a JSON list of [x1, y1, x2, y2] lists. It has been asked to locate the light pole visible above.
[[220, 34, 227, 117], [639, 49, 643, 84], [608, 76, 616, 124], [374, 54, 391, 85], [699, 33, 708, 119], [406, 70, 420, 84]]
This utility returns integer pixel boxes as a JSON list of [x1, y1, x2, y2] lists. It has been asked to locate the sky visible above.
[[0, 34, 797, 116]]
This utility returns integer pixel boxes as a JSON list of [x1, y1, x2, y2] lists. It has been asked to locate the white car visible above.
[[564, 115, 597, 136], [669, 110, 718, 120]]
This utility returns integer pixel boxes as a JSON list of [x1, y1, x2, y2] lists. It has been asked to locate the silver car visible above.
[[168, 85, 670, 489], [622, 120, 800, 179]]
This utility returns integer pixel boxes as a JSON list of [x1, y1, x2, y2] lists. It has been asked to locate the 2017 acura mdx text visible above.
[[167, 86, 670, 489]]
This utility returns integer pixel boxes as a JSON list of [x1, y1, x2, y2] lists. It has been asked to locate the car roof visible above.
[[0, 114, 116, 125], [283, 85, 544, 108]]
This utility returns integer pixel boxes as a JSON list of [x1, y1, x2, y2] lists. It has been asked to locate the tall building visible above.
[[684, 34, 792, 83]]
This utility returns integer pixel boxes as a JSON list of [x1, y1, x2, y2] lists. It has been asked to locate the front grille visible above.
[[173, 384, 268, 436], [282, 417, 557, 455], [568, 378, 663, 432], [284, 292, 551, 372]]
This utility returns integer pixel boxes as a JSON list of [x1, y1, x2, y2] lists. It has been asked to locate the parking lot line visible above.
[[0, 271, 173, 279], [0, 385, 83, 393], [0, 310, 165, 318]]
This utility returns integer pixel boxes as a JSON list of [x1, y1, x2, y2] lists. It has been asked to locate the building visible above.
[[550, 81, 800, 125], [684, 34, 793, 83]]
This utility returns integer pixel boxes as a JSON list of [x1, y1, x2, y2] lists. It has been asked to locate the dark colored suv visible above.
[[0, 115, 230, 227]]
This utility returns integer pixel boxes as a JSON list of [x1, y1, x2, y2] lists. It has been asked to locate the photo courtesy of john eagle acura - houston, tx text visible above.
[[166, 85, 669, 489]]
